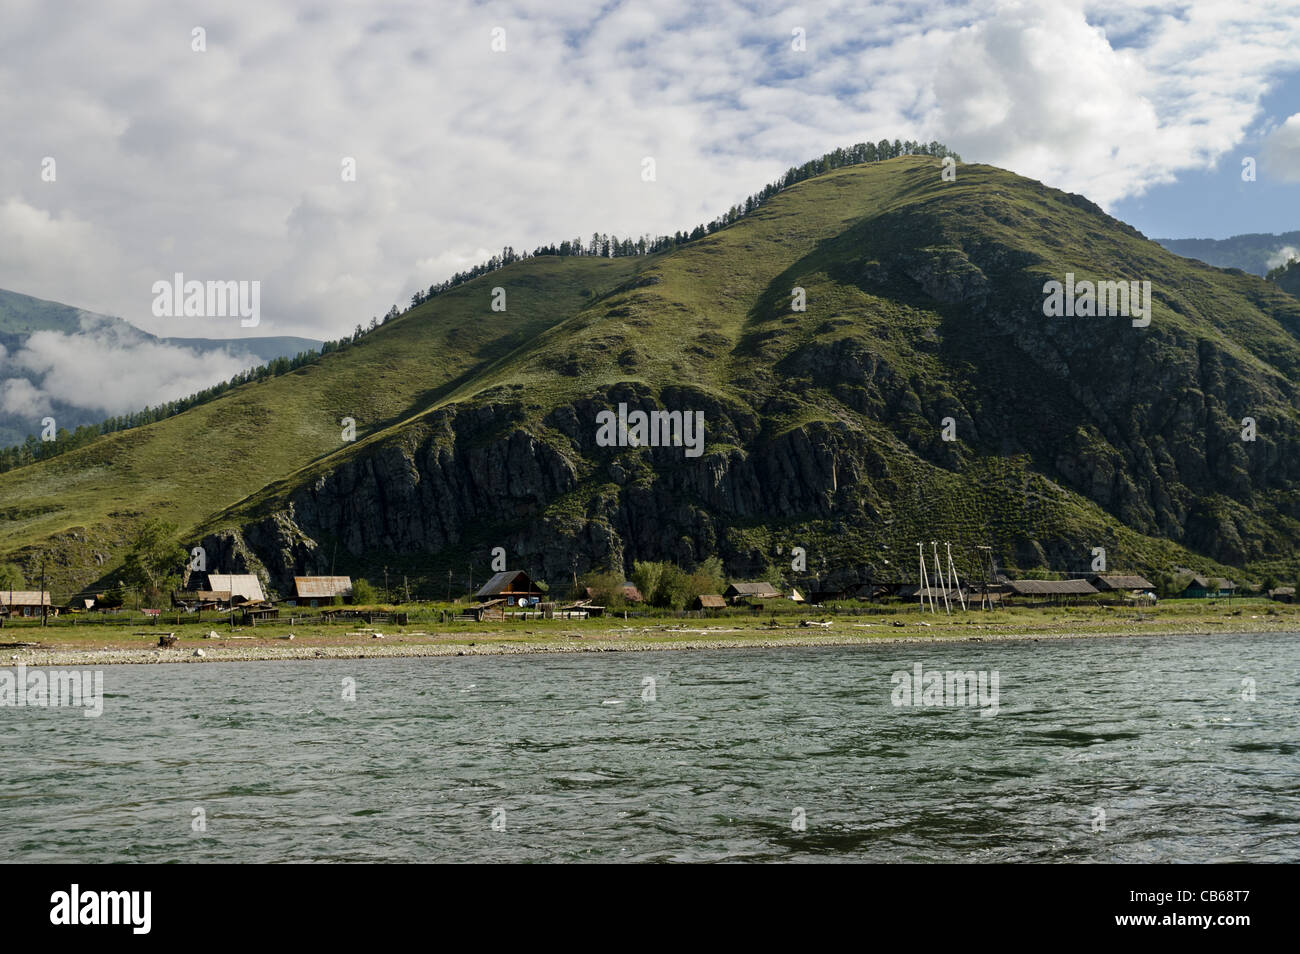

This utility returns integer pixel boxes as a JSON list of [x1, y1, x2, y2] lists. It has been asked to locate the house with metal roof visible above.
[[205, 573, 266, 604]]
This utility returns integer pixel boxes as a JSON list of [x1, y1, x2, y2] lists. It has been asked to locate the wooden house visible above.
[[1179, 576, 1236, 599], [1268, 587, 1295, 603], [724, 582, 782, 604], [0, 590, 55, 618], [293, 576, 353, 607], [476, 570, 544, 607]]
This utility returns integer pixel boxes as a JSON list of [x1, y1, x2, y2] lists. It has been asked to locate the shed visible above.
[[898, 585, 967, 603], [240, 605, 280, 625], [457, 599, 505, 622], [1267, 587, 1294, 603], [173, 590, 233, 610], [293, 576, 354, 607], [692, 594, 727, 612], [475, 570, 544, 607]]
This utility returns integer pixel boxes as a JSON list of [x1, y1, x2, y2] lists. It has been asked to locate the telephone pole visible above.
[[40, 554, 47, 627]]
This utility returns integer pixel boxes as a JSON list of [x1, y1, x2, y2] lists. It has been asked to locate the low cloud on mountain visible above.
[[0, 315, 260, 423]]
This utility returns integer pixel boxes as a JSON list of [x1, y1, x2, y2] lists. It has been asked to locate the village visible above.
[[2, 562, 1291, 629]]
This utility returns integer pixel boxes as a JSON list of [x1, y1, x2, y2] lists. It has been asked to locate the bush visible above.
[[351, 579, 378, 604], [580, 570, 626, 609]]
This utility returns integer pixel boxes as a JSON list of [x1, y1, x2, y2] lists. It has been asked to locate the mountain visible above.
[[1155, 232, 1300, 276], [3, 154, 1300, 598], [0, 287, 321, 446]]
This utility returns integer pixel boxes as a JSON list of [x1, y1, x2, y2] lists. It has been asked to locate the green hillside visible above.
[[4, 155, 1300, 597], [0, 257, 640, 587], [0, 286, 321, 446]]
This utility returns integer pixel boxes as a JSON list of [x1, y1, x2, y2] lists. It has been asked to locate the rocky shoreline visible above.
[[6, 622, 1294, 667]]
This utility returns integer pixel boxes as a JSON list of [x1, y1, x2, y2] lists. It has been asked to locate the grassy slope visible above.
[[0, 256, 640, 586]]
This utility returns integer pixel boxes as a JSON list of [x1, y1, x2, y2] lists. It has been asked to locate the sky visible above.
[[1, 0, 1299, 395]]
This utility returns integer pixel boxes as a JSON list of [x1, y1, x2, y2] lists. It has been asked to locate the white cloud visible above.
[[5, 319, 260, 419], [0, 0, 1296, 343], [1266, 245, 1299, 270], [1262, 114, 1300, 183], [0, 377, 52, 418]]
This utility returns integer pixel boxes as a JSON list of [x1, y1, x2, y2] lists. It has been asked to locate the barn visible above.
[[1004, 579, 1098, 604], [293, 576, 354, 607]]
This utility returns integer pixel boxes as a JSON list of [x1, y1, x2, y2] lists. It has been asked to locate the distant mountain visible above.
[[3, 154, 1300, 599], [1155, 232, 1300, 276], [0, 287, 320, 446]]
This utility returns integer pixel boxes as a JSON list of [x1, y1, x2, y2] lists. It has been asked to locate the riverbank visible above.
[[4, 601, 1296, 666]]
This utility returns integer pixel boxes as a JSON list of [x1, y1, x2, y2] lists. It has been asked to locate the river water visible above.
[[3, 632, 1297, 862]]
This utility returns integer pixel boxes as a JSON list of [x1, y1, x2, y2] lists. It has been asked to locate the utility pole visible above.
[[932, 541, 951, 614], [446, 569, 452, 603], [383, 566, 389, 605], [946, 542, 966, 611], [404, 575, 410, 604], [40, 554, 47, 627], [917, 543, 932, 613]]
